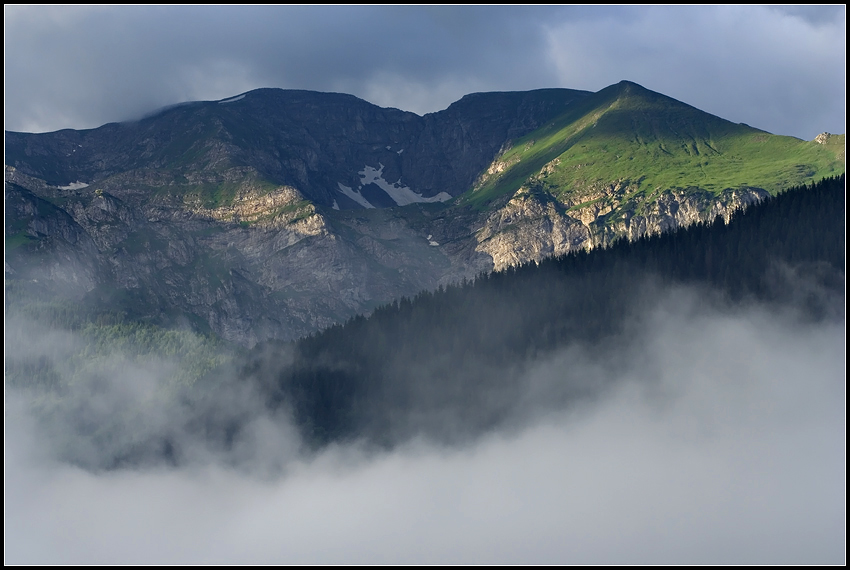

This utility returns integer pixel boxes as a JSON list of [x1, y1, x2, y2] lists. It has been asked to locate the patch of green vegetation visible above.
[[266, 199, 313, 222], [6, 283, 238, 391], [6, 316, 233, 390], [278, 199, 312, 215], [566, 196, 605, 212], [458, 82, 845, 211], [201, 182, 240, 209], [70, 321, 233, 386], [150, 176, 282, 210], [4, 231, 37, 252], [285, 203, 315, 225]]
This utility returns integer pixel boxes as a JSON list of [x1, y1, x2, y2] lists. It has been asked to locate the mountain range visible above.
[[5, 80, 845, 346]]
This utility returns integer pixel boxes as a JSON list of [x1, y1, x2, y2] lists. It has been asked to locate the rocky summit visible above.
[[5, 82, 844, 346]]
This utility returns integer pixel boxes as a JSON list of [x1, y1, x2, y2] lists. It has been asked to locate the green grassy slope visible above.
[[460, 81, 845, 210]]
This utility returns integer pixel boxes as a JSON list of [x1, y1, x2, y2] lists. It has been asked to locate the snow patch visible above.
[[358, 164, 452, 207], [219, 94, 246, 104], [386, 146, 392, 151], [397, 149, 404, 155], [337, 183, 374, 209], [332, 200, 340, 211], [58, 181, 89, 190]]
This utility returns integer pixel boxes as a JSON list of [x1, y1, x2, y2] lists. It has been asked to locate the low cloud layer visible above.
[[4, 6, 845, 139], [5, 287, 845, 564]]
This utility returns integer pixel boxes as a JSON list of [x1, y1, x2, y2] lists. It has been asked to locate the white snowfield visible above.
[[356, 164, 452, 207], [337, 183, 375, 209], [58, 181, 89, 190], [219, 94, 246, 104]]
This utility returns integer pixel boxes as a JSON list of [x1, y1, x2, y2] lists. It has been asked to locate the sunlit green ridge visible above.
[[461, 81, 845, 209]]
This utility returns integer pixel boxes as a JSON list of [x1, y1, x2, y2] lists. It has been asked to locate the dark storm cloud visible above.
[[3, 6, 559, 132], [543, 5, 846, 140], [4, 6, 845, 139]]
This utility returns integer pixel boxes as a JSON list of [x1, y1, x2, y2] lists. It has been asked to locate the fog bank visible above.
[[5, 293, 845, 564]]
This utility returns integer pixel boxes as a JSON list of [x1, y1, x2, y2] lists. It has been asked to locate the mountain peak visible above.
[[614, 79, 646, 90], [595, 80, 677, 107]]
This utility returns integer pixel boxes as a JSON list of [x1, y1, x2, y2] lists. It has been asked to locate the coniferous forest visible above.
[[222, 175, 845, 449]]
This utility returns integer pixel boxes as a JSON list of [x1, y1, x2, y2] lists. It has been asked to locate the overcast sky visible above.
[[3, 6, 846, 140]]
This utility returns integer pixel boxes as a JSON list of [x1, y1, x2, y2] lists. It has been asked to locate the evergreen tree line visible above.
[[233, 175, 845, 447]]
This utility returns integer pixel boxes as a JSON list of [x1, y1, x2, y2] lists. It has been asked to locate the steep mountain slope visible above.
[[5, 83, 844, 346], [465, 81, 844, 267], [468, 81, 842, 205]]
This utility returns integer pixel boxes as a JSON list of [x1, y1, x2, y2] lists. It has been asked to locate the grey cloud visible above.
[[770, 5, 847, 25], [5, 288, 845, 564], [4, 6, 844, 138], [4, 6, 557, 132], [543, 5, 846, 140]]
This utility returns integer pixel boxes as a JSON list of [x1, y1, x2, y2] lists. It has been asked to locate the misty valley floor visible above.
[[5, 287, 845, 564]]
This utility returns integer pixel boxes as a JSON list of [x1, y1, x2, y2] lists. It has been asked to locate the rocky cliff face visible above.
[[475, 189, 590, 270], [474, 183, 769, 271], [5, 179, 102, 296], [6, 163, 479, 346]]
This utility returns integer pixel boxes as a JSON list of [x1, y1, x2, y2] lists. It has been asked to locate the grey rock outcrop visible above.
[[473, 183, 769, 271]]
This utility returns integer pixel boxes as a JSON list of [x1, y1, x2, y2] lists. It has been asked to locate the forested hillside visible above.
[[237, 175, 845, 447]]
